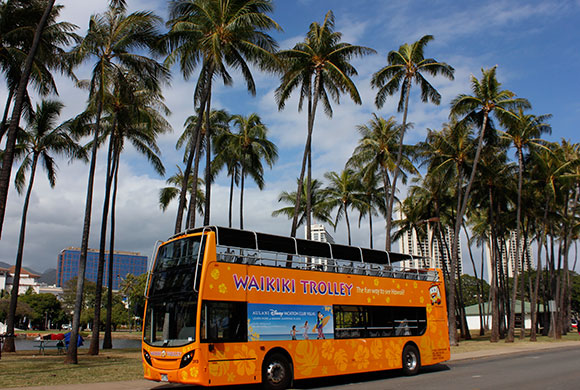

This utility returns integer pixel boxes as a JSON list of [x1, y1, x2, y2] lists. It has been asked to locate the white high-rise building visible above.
[[485, 231, 533, 279], [397, 212, 463, 274], [305, 224, 334, 269], [306, 224, 335, 244]]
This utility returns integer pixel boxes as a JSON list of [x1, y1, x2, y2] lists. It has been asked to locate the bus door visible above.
[[200, 254, 255, 385]]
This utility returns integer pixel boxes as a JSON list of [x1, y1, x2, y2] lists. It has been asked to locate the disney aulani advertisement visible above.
[[248, 303, 333, 341]]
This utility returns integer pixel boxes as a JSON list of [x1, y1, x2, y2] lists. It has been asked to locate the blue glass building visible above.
[[57, 247, 148, 290]]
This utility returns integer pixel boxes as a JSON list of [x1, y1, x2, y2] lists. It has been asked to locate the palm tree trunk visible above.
[[566, 183, 579, 334], [66, 93, 103, 365], [228, 172, 235, 228], [291, 73, 319, 238], [499, 237, 510, 338], [0, 0, 55, 239], [187, 125, 204, 230], [306, 149, 312, 238], [506, 148, 524, 342], [519, 225, 529, 339], [448, 161, 464, 345], [369, 208, 373, 249], [530, 237, 540, 340], [2, 154, 38, 353], [290, 129, 311, 237], [463, 223, 485, 335], [0, 88, 14, 142], [449, 111, 489, 346], [203, 89, 212, 226], [381, 166, 391, 245], [89, 133, 116, 355], [176, 68, 212, 233], [488, 186, 500, 342], [344, 203, 351, 245], [386, 78, 412, 251], [103, 148, 120, 350], [240, 168, 245, 230]]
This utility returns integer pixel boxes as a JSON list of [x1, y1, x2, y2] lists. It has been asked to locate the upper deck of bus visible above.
[[152, 226, 440, 284]]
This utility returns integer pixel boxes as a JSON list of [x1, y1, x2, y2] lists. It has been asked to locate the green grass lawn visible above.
[[0, 349, 143, 388]]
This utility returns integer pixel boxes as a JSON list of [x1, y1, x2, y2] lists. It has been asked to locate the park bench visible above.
[[34, 339, 65, 355]]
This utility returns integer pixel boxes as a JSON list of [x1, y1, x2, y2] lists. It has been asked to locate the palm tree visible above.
[[272, 178, 333, 229], [0, 0, 78, 239], [66, 0, 167, 363], [2, 100, 80, 353], [99, 68, 170, 350], [0, 0, 78, 141], [177, 109, 230, 229], [214, 113, 277, 229], [165, 0, 281, 233], [500, 109, 551, 342], [323, 168, 365, 245], [159, 165, 205, 219], [354, 170, 386, 249], [212, 142, 241, 228], [371, 34, 454, 250], [275, 10, 375, 240], [470, 144, 517, 342], [448, 66, 529, 345], [348, 114, 415, 240], [528, 143, 577, 340], [558, 141, 580, 339], [393, 187, 431, 259]]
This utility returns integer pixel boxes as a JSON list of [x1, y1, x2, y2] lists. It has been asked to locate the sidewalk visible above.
[[5, 341, 580, 390], [449, 340, 579, 361]]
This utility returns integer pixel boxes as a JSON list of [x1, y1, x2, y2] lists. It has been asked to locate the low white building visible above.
[[465, 301, 532, 330], [0, 267, 7, 292], [0, 265, 41, 294]]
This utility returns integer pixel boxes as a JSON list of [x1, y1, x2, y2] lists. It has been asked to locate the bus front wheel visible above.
[[262, 353, 292, 390], [402, 344, 421, 376]]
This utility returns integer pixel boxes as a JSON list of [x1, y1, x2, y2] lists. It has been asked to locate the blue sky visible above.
[[0, 0, 578, 277]]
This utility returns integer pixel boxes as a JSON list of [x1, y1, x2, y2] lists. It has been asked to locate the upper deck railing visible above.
[[169, 226, 439, 283]]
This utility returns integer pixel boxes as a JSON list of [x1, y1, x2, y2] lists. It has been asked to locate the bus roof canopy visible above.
[[170, 226, 423, 266]]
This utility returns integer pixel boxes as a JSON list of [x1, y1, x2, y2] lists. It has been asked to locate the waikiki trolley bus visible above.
[[142, 226, 450, 389]]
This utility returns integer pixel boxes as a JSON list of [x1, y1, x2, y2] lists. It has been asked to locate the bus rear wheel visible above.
[[402, 344, 421, 376], [262, 353, 292, 390]]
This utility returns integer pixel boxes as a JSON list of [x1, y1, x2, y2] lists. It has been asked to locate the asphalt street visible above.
[[295, 346, 580, 390]]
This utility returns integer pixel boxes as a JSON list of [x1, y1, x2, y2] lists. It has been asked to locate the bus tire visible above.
[[262, 352, 292, 390], [402, 344, 421, 376]]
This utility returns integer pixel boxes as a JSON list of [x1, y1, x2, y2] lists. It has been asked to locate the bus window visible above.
[[156, 236, 203, 271], [201, 301, 247, 343], [149, 235, 205, 296], [334, 305, 427, 339], [144, 297, 197, 347]]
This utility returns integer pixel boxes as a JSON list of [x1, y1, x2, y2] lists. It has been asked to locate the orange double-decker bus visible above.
[[142, 226, 450, 389]]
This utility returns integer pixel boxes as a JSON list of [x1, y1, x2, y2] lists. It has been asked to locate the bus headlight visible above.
[[143, 349, 152, 366], [180, 350, 195, 368]]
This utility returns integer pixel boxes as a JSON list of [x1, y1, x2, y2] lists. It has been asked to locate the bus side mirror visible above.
[[208, 344, 214, 352]]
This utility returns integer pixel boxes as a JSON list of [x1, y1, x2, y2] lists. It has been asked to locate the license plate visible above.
[[161, 374, 168, 382]]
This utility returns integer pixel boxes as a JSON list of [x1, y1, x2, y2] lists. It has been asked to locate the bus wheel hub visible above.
[[267, 362, 285, 384]]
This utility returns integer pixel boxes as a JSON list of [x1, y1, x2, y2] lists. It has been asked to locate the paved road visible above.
[[297, 346, 580, 390], [7, 343, 580, 390]]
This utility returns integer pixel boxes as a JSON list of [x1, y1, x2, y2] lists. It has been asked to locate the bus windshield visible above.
[[144, 235, 205, 347]]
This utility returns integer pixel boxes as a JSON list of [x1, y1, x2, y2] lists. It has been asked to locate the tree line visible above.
[[0, 0, 577, 366], [0, 273, 148, 331]]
